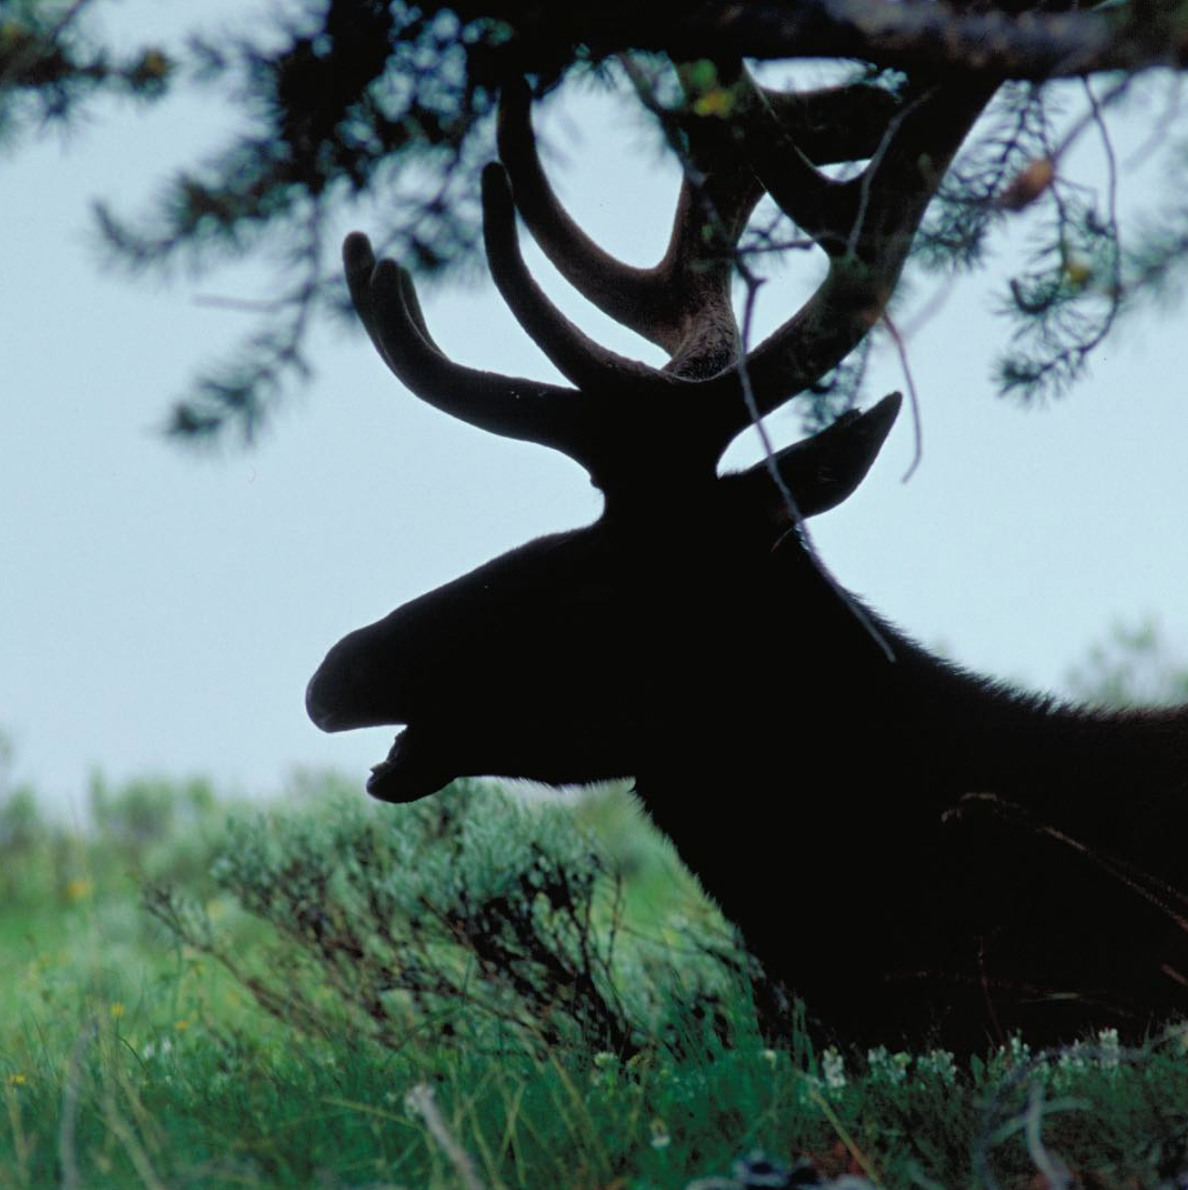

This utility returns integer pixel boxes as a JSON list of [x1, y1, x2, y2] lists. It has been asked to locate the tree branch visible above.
[[451, 0, 1187, 82]]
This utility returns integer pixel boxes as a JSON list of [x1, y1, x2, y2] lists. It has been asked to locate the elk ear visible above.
[[732, 391, 902, 521]]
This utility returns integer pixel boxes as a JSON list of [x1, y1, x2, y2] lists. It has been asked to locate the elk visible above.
[[306, 65, 1188, 1052]]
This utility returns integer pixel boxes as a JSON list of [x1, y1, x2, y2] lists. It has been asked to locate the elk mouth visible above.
[[305, 644, 458, 802], [365, 724, 457, 804]]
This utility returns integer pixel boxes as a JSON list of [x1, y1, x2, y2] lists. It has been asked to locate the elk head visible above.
[[307, 68, 993, 803], [305, 378, 903, 803]]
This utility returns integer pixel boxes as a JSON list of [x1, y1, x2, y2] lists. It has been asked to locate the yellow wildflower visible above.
[[692, 88, 735, 118]]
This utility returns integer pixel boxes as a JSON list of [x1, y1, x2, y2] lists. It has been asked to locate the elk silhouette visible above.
[[307, 69, 1188, 1051]]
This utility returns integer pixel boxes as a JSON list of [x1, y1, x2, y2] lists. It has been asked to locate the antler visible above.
[[345, 65, 994, 491]]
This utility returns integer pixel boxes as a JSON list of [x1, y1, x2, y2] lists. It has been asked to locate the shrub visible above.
[[145, 781, 744, 1059]]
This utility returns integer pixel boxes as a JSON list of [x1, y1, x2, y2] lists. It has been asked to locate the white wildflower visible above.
[[867, 1046, 910, 1087], [1007, 1034, 1031, 1068], [1097, 1027, 1120, 1071], [916, 1049, 957, 1085], [822, 1047, 847, 1092], [1055, 1041, 1088, 1084]]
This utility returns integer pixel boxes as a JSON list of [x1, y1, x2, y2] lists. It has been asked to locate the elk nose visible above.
[[305, 671, 341, 732], [305, 643, 403, 732], [305, 660, 366, 732]]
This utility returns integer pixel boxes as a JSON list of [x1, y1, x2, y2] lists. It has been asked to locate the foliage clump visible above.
[[145, 779, 741, 1060]]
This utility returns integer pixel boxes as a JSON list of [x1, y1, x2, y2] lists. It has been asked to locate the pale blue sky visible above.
[[4, 7, 1188, 815]]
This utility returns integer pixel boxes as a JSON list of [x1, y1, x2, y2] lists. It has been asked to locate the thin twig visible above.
[[58, 1018, 96, 1190], [881, 312, 923, 481], [1047, 76, 1131, 170], [737, 236, 821, 256], [900, 274, 957, 340], [1084, 76, 1122, 314], [807, 1085, 883, 1185], [405, 1083, 488, 1190], [192, 294, 292, 313], [847, 87, 935, 258], [102, 1078, 169, 1190], [735, 265, 896, 663]]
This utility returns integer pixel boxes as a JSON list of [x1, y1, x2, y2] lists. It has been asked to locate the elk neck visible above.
[[617, 506, 1188, 858], [887, 631, 1188, 843]]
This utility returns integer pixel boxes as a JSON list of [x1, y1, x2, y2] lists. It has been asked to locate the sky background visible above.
[[5, 4, 1188, 818]]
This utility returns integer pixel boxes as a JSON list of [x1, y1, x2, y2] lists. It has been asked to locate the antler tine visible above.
[[735, 72, 861, 256], [480, 163, 676, 397], [342, 232, 603, 469], [704, 79, 996, 439], [497, 78, 676, 350]]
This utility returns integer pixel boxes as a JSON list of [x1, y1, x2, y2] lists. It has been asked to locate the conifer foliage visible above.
[[6, 0, 1188, 440]]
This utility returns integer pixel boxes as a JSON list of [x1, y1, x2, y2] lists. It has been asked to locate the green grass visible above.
[[3, 773, 1188, 1188]]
